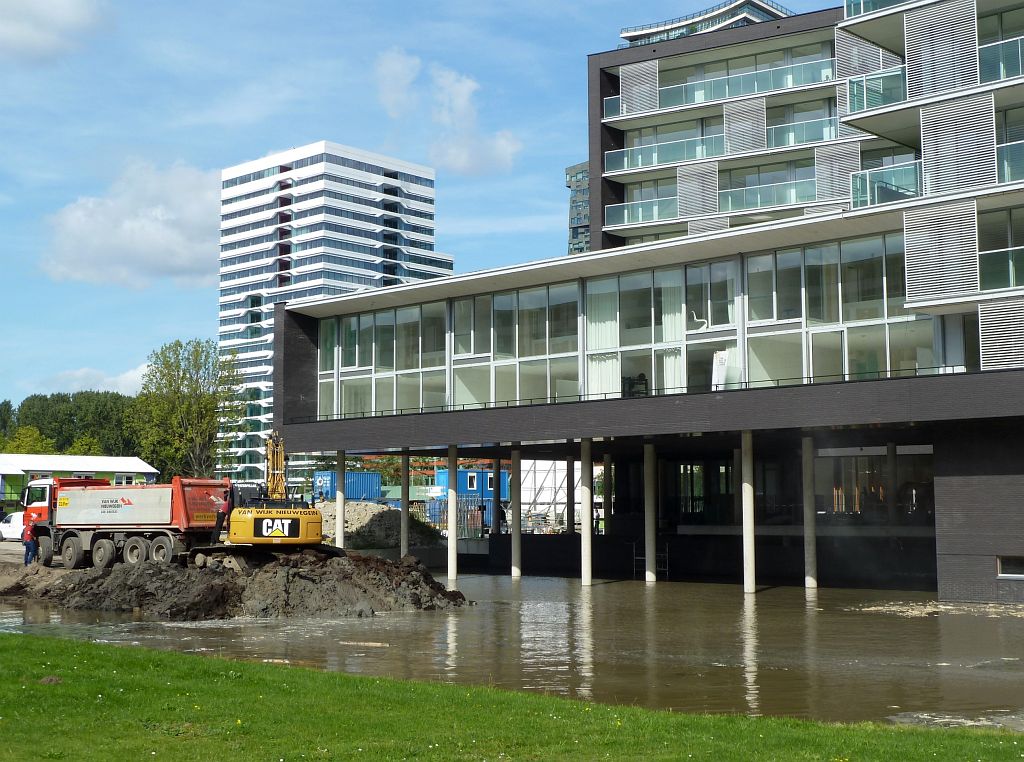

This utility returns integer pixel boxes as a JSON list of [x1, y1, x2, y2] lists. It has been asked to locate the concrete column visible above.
[[511, 446, 522, 578], [581, 439, 594, 586], [490, 458, 501, 536], [565, 456, 575, 533], [742, 430, 755, 594], [886, 442, 898, 524], [801, 436, 818, 589], [335, 450, 346, 549], [447, 445, 458, 581], [733, 448, 743, 524], [400, 452, 410, 558], [602, 453, 612, 533], [643, 442, 657, 583]]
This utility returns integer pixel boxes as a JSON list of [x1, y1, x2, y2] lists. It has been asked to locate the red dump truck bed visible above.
[[54, 477, 226, 532]]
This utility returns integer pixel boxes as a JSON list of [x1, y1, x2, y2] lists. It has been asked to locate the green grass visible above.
[[0, 633, 1019, 761]]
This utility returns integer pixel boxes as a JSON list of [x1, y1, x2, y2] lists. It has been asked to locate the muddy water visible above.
[[3, 575, 1024, 723]]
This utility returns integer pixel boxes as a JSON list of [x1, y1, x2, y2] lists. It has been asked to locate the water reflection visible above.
[[3, 576, 1024, 722]]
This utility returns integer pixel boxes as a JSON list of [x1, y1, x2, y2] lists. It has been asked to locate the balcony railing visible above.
[[603, 96, 621, 118], [658, 58, 836, 110], [844, 0, 912, 17], [979, 34, 1024, 83], [998, 140, 1024, 183], [765, 116, 839, 148], [718, 178, 817, 212], [604, 196, 678, 226], [979, 247, 1024, 290], [605, 134, 726, 172], [851, 160, 922, 208], [848, 67, 907, 112]]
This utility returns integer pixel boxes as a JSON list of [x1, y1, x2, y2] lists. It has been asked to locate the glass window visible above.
[[847, 324, 887, 379], [841, 236, 884, 322], [654, 268, 684, 343], [884, 233, 907, 317], [341, 316, 357, 368], [318, 380, 335, 417], [806, 243, 840, 324], [494, 291, 517, 359], [357, 314, 373, 367], [621, 349, 652, 398], [519, 360, 548, 403], [586, 277, 618, 350], [686, 265, 709, 330], [396, 373, 420, 411], [810, 331, 844, 382], [342, 377, 371, 417], [374, 310, 395, 371], [421, 370, 446, 409], [776, 249, 802, 319], [518, 287, 547, 357], [587, 353, 620, 398], [748, 332, 803, 387], [709, 261, 736, 326], [420, 301, 446, 368], [619, 271, 652, 346], [687, 340, 739, 392], [319, 318, 337, 372], [746, 254, 774, 321], [548, 283, 578, 354], [395, 306, 420, 370], [549, 356, 579, 402], [475, 295, 492, 355], [889, 319, 935, 377], [655, 348, 683, 394], [454, 365, 490, 408], [453, 298, 473, 355], [495, 364, 517, 404], [374, 376, 394, 415]]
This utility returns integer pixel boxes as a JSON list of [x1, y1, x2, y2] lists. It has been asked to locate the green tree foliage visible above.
[[128, 339, 241, 478], [12, 391, 137, 456], [2, 426, 58, 454], [0, 399, 14, 440], [16, 393, 76, 451], [64, 433, 105, 456]]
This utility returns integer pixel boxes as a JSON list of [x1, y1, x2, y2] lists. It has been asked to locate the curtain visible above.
[[587, 353, 621, 399]]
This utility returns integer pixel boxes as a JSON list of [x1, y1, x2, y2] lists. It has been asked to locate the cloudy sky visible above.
[[0, 0, 825, 406]]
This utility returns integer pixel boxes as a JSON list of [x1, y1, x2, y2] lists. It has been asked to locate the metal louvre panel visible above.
[[835, 29, 884, 79], [979, 300, 1024, 369], [880, 49, 903, 69], [903, 200, 979, 301], [620, 61, 659, 114], [814, 143, 860, 200], [723, 98, 766, 154], [905, 0, 979, 98], [835, 83, 864, 138], [677, 163, 719, 217], [921, 94, 997, 194], [688, 217, 729, 235]]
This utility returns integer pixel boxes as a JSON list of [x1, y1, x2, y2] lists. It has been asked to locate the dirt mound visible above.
[[318, 501, 442, 549], [0, 551, 465, 621]]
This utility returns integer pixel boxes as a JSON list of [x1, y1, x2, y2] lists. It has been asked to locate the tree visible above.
[[16, 393, 76, 451], [128, 339, 241, 478], [2, 426, 57, 454], [64, 433, 105, 456], [0, 399, 13, 440]]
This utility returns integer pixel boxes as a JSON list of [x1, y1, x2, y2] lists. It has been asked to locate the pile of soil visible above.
[[318, 501, 442, 549], [0, 550, 465, 621]]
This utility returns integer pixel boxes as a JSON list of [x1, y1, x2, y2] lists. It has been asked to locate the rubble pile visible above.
[[317, 501, 442, 549]]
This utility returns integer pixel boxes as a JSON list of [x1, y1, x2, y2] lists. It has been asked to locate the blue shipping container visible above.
[[312, 471, 382, 501], [435, 469, 509, 500]]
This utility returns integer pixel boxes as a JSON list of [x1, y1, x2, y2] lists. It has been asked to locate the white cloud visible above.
[[375, 47, 422, 119], [40, 362, 148, 396], [0, 0, 102, 60], [44, 161, 219, 288]]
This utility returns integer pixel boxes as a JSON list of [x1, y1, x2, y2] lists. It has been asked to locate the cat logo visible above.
[[257, 518, 299, 538]]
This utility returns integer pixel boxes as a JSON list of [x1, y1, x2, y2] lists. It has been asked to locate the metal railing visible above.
[[979, 34, 1024, 83], [718, 177, 817, 212], [848, 66, 907, 112], [765, 116, 838, 148], [605, 134, 726, 172], [620, 0, 794, 34], [844, 0, 913, 17], [604, 196, 679, 226], [851, 160, 922, 208], [979, 246, 1024, 290], [658, 58, 836, 110]]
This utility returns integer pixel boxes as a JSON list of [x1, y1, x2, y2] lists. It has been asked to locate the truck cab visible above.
[[21, 477, 111, 524]]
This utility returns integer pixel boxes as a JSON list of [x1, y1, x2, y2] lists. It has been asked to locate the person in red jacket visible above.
[[22, 520, 37, 566]]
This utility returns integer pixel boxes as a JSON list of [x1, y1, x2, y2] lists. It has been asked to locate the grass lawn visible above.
[[0, 632, 1019, 760]]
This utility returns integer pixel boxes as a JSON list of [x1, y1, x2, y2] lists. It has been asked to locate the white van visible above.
[[0, 511, 25, 542]]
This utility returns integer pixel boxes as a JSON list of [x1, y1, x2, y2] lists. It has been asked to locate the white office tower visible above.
[[218, 141, 451, 483]]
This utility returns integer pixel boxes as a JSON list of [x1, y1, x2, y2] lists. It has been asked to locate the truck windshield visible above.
[[26, 486, 48, 505]]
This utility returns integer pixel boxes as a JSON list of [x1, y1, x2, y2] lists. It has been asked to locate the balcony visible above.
[[979, 34, 1024, 83], [848, 67, 907, 112], [850, 160, 922, 208], [604, 196, 678, 226], [979, 247, 1024, 290], [605, 134, 726, 172], [998, 140, 1024, 183], [657, 59, 836, 110], [603, 96, 621, 118], [844, 0, 911, 17], [718, 178, 817, 213], [765, 116, 839, 148]]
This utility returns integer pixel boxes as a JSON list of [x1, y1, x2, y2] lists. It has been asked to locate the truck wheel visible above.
[[38, 536, 54, 567], [123, 537, 150, 566], [61, 537, 84, 570], [92, 539, 116, 569], [149, 536, 174, 564]]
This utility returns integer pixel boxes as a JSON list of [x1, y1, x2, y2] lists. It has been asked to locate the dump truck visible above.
[[19, 476, 327, 570]]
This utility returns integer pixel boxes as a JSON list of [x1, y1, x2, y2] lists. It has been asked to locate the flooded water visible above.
[[3, 575, 1024, 724]]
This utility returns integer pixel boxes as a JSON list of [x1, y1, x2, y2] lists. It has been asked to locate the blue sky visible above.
[[0, 0, 827, 407]]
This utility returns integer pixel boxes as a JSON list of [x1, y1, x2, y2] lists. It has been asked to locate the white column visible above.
[[643, 442, 656, 583], [581, 439, 594, 586], [565, 456, 575, 533], [490, 458, 501, 537], [802, 436, 818, 590], [886, 442, 898, 524], [400, 452, 410, 558], [447, 444, 458, 581], [742, 430, 755, 594], [602, 453, 612, 533], [335, 450, 346, 549], [511, 446, 522, 578]]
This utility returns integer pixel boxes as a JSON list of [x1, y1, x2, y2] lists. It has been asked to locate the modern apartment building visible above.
[[218, 141, 451, 483], [565, 161, 591, 254], [273, 4, 1024, 603]]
